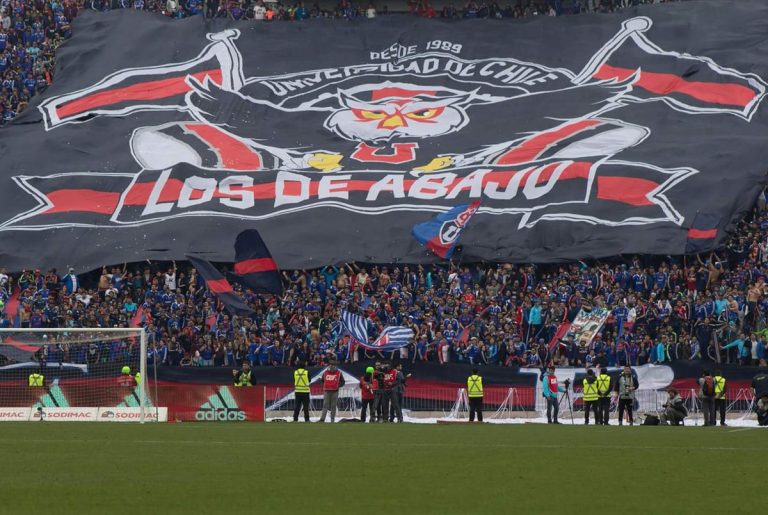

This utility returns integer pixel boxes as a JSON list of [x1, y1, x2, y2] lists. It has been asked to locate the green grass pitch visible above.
[[0, 422, 764, 515]]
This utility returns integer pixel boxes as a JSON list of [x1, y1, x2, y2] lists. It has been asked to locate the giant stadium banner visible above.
[[1, 3, 768, 271]]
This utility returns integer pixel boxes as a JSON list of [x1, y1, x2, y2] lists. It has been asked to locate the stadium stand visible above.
[[0, 0, 763, 373], [1, 199, 767, 369]]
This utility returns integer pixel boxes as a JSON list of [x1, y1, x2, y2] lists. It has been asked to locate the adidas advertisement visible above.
[[194, 387, 247, 422]]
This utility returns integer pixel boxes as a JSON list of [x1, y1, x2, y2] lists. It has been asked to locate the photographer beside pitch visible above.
[[698, 370, 716, 426], [659, 388, 688, 426], [752, 370, 768, 426], [614, 366, 638, 426], [542, 364, 566, 424]]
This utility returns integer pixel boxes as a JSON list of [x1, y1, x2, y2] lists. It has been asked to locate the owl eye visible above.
[[352, 109, 388, 121], [405, 107, 444, 120]]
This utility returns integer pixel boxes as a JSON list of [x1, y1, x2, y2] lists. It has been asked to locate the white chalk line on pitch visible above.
[[1, 439, 766, 452]]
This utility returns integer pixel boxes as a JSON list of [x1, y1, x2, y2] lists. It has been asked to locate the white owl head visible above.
[[324, 83, 481, 143]]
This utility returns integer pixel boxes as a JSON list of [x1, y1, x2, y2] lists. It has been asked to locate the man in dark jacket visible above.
[[756, 394, 768, 426], [753, 371, 768, 426], [389, 363, 410, 423], [698, 370, 716, 426]]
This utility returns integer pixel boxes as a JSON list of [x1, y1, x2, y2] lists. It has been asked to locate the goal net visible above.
[[0, 328, 160, 422]]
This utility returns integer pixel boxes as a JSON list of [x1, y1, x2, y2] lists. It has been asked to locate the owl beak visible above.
[[379, 114, 407, 129]]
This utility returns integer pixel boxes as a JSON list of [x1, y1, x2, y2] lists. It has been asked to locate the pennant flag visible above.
[[340, 309, 370, 345], [186, 255, 255, 317], [547, 321, 572, 351], [411, 201, 481, 259], [227, 229, 283, 295], [130, 305, 145, 328], [458, 326, 471, 344], [363, 326, 415, 352], [685, 212, 721, 254], [206, 311, 218, 332]]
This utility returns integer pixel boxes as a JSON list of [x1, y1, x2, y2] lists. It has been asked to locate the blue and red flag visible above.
[[411, 201, 481, 259], [227, 229, 283, 295], [186, 255, 255, 317]]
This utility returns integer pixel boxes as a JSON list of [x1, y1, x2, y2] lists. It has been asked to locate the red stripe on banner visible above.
[[56, 69, 223, 119], [370, 88, 435, 101], [596, 177, 657, 206], [184, 123, 263, 171], [593, 64, 756, 108], [5, 338, 39, 353], [234, 258, 278, 275], [206, 279, 233, 294], [495, 120, 602, 165], [43, 189, 121, 215], [687, 228, 717, 239]]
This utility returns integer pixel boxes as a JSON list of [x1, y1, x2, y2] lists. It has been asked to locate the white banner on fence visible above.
[[97, 407, 168, 422], [31, 407, 98, 421], [0, 407, 32, 421]]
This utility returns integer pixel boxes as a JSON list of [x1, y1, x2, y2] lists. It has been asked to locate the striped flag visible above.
[[340, 309, 369, 345], [365, 326, 415, 352]]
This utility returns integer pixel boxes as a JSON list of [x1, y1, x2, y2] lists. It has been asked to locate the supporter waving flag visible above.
[[186, 255, 255, 317], [412, 201, 481, 259]]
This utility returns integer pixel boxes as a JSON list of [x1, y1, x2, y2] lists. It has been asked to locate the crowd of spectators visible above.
[[0, 0, 687, 125], [2, 199, 768, 370]]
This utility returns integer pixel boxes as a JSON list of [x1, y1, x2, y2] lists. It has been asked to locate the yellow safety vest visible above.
[[714, 376, 726, 400], [294, 368, 310, 393], [235, 370, 252, 387], [596, 374, 611, 397], [28, 373, 44, 387], [582, 379, 599, 402], [467, 375, 483, 398]]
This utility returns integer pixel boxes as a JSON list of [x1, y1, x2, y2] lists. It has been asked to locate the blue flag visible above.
[[411, 201, 480, 259]]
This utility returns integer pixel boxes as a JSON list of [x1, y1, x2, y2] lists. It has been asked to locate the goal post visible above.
[[0, 327, 162, 423]]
